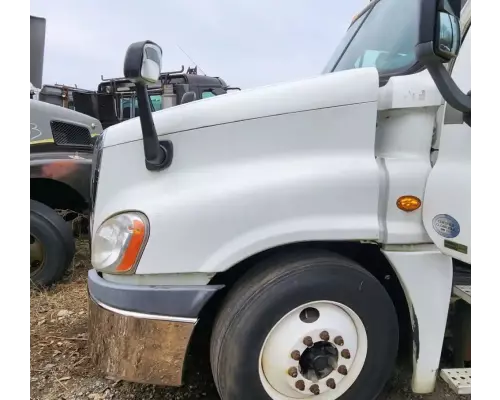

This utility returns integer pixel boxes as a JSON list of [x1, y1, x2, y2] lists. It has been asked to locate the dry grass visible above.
[[30, 238, 469, 400], [30, 240, 92, 400]]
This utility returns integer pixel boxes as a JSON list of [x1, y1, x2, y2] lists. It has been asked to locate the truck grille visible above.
[[50, 121, 92, 147]]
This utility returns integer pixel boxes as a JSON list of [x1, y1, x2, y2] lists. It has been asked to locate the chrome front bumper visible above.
[[88, 296, 196, 386], [87, 270, 224, 386]]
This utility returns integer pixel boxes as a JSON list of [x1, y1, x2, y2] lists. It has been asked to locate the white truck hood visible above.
[[102, 68, 379, 148]]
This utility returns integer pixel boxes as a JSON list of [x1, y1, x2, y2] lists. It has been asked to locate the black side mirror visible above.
[[416, 0, 470, 115], [180, 91, 197, 104], [123, 41, 173, 171], [210, 88, 227, 96]]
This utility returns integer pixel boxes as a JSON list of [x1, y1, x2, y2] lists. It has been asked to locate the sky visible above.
[[30, 0, 365, 90]]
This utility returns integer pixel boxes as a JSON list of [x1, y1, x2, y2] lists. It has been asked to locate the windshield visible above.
[[323, 0, 420, 77]]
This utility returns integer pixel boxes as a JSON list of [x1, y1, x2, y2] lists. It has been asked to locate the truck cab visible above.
[[87, 0, 471, 399], [34, 67, 235, 130], [72, 67, 234, 129]]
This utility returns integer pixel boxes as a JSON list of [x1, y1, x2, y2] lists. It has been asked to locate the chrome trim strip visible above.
[[90, 295, 197, 324]]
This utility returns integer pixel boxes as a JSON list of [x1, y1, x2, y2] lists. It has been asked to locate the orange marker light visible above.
[[115, 219, 146, 272], [397, 196, 422, 212]]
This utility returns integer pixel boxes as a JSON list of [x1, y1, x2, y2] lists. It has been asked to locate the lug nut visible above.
[[291, 350, 301, 361], [295, 380, 305, 391], [319, 331, 330, 341], [341, 349, 351, 359], [334, 336, 344, 346], [287, 367, 298, 378], [326, 378, 336, 389], [303, 336, 313, 347], [310, 384, 320, 395], [338, 365, 348, 375]]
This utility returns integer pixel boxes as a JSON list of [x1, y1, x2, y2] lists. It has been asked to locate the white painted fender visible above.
[[93, 68, 381, 275]]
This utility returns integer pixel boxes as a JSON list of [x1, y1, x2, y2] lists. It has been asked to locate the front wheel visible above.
[[210, 251, 399, 400]]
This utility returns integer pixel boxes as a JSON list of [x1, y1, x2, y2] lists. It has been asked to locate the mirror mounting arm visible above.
[[136, 82, 173, 171], [416, 43, 471, 114]]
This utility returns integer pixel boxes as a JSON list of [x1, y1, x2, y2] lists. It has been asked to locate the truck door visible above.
[[422, 26, 471, 263]]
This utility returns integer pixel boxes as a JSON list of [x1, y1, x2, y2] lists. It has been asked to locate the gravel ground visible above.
[[30, 239, 470, 400]]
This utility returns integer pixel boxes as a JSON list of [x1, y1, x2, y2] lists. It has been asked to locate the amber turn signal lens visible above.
[[115, 219, 147, 272], [396, 196, 422, 212]]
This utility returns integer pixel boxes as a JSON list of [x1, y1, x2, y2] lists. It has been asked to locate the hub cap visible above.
[[259, 301, 368, 399]]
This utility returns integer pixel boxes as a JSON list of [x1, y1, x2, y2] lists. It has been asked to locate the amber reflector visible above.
[[397, 196, 422, 212]]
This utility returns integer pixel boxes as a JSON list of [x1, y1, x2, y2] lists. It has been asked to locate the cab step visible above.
[[453, 285, 471, 304], [440, 368, 471, 395]]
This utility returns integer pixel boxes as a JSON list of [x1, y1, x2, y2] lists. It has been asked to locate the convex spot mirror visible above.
[[435, 11, 460, 60], [124, 41, 162, 84]]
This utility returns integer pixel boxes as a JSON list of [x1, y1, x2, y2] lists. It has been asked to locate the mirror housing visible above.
[[416, 0, 470, 115], [180, 91, 197, 104], [124, 41, 162, 84], [123, 41, 173, 171], [435, 11, 461, 60], [210, 88, 227, 96]]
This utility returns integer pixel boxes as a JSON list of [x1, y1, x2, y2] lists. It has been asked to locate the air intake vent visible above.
[[50, 121, 92, 147]]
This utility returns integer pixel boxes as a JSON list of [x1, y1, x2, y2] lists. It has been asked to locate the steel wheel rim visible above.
[[258, 300, 368, 400], [30, 234, 45, 276]]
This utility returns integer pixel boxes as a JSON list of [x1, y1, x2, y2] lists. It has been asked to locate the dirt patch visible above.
[[30, 239, 470, 400]]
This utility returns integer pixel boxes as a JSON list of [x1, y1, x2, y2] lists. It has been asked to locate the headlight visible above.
[[91, 212, 149, 274]]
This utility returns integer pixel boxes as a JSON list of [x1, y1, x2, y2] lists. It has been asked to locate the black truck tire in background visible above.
[[30, 199, 76, 286], [210, 250, 399, 400]]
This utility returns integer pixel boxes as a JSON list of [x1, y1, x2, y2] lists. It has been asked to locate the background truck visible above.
[[87, 0, 470, 399], [30, 15, 235, 286], [30, 15, 103, 287], [35, 66, 236, 130]]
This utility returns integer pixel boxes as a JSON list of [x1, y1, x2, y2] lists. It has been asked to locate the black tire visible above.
[[211, 250, 399, 400], [30, 200, 76, 286]]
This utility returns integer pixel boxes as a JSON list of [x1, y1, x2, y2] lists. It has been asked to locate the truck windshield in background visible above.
[[121, 95, 162, 119], [323, 0, 420, 79]]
